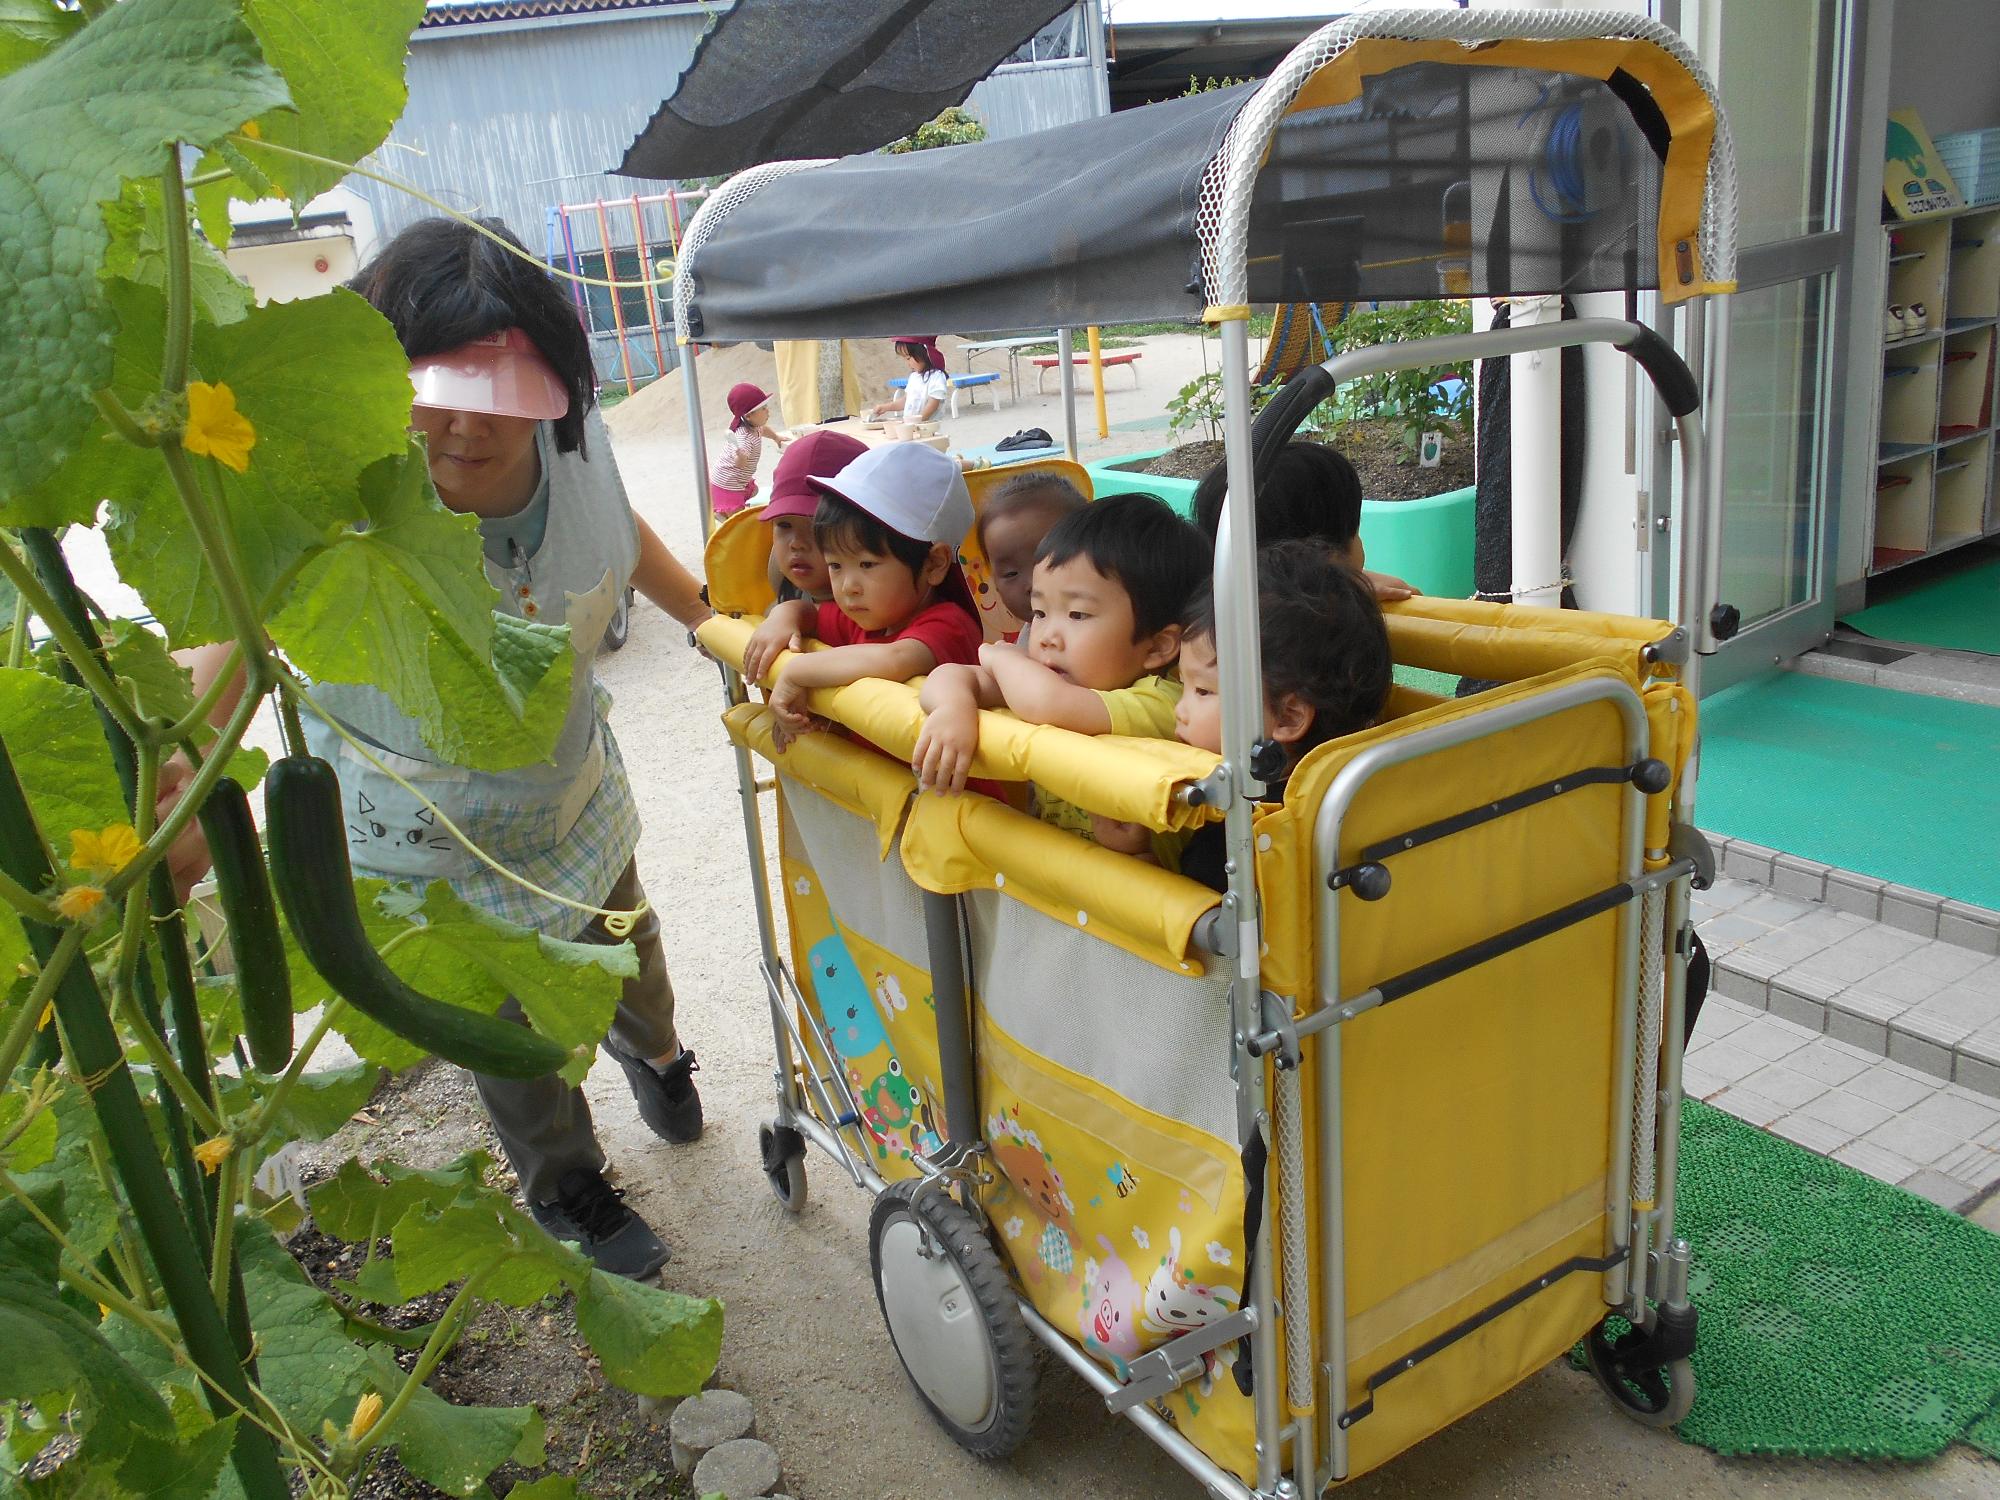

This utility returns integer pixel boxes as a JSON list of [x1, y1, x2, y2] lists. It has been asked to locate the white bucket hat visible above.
[[807, 442, 973, 546]]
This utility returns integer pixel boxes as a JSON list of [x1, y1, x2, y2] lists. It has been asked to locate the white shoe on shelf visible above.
[[1887, 304, 1908, 342]]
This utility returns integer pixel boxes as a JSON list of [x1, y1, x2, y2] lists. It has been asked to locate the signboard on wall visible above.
[[1885, 109, 1966, 219]]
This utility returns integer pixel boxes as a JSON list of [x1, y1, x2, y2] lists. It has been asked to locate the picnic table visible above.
[[959, 334, 1056, 404], [1032, 350, 1142, 394]]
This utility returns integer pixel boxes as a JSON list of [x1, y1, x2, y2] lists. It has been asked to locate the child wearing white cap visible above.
[[741, 443, 985, 751]]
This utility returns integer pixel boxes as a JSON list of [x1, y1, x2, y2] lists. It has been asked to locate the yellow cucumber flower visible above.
[[54, 885, 106, 922], [70, 823, 142, 880], [346, 1392, 384, 1442], [193, 1134, 233, 1174], [184, 382, 257, 473]]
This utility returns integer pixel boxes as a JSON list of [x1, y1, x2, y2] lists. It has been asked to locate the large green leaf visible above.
[[0, 1, 79, 77], [103, 177, 252, 327], [305, 1151, 490, 1243], [0, 1186, 176, 1463], [235, 1217, 371, 1431], [363, 1347, 544, 1499], [0, 0, 289, 499], [16, 1082, 119, 1262], [0, 666, 130, 849], [574, 1268, 724, 1399], [252, 1058, 381, 1141], [391, 1194, 575, 1309], [273, 445, 579, 771], [0, 1081, 56, 1172], [232, 0, 424, 208], [115, 1415, 237, 1500], [106, 287, 413, 646]]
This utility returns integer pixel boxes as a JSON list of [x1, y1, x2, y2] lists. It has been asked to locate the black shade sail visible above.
[[618, 0, 1076, 180]]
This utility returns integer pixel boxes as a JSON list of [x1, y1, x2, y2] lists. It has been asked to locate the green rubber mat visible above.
[[1392, 662, 1459, 699], [1842, 549, 2000, 656], [1696, 673, 2000, 911], [1664, 1100, 2000, 1458]]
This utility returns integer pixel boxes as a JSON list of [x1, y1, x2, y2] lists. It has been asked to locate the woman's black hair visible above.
[[1192, 441, 1363, 551], [812, 489, 934, 579], [1035, 491, 1210, 639], [1181, 539, 1390, 754], [893, 339, 942, 375], [349, 216, 596, 455]]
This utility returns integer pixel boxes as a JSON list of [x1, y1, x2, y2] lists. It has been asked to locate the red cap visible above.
[[761, 429, 867, 523], [727, 382, 772, 430]]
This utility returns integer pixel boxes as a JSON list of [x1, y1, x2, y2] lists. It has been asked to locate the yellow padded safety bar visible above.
[[722, 701, 914, 859], [901, 792, 1220, 976], [699, 615, 1221, 836], [1383, 596, 1680, 684]]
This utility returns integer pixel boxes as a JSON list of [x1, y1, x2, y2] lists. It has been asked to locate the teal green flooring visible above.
[[1697, 673, 2000, 911], [1843, 548, 2000, 656]]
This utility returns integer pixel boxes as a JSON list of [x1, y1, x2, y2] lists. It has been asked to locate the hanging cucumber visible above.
[[197, 778, 295, 1073], [262, 756, 567, 1080]]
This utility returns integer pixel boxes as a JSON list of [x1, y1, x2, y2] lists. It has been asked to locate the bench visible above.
[[1031, 350, 1142, 393], [886, 371, 1001, 419]]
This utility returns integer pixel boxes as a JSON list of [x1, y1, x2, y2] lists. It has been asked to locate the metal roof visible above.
[[419, 0, 693, 30]]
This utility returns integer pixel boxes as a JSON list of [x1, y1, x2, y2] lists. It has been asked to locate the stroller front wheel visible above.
[[1584, 1319, 1696, 1427], [869, 1180, 1037, 1458], [758, 1121, 809, 1214]]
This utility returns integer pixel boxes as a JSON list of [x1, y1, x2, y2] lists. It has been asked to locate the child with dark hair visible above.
[[974, 470, 1088, 634], [1192, 442, 1415, 601], [1173, 540, 1392, 892], [740, 444, 984, 750], [915, 493, 1209, 855]]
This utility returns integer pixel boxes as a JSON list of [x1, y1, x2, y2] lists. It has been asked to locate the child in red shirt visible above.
[[742, 443, 983, 752]]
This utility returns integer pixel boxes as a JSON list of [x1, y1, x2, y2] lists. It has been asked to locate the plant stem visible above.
[[161, 148, 194, 396], [111, 959, 223, 1137], [241, 1002, 343, 1151], [108, 681, 264, 905], [158, 445, 270, 685], [353, 1261, 498, 1462], [0, 740, 288, 1500], [157, 644, 242, 745], [0, 539, 148, 749], [210, 1149, 242, 1305], [0, 925, 81, 1082], [275, 687, 308, 759], [0, 867, 55, 925], [92, 388, 158, 449]]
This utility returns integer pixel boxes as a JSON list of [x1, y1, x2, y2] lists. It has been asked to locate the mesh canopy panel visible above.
[[672, 7, 1734, 342]]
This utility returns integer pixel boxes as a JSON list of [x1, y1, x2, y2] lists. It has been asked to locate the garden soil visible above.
[[251, 336, 1996, 1499]]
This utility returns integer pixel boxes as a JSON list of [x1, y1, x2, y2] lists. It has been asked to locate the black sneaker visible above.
[[610, 1044, 704, 1145], [529, 1168, 670, 1280]]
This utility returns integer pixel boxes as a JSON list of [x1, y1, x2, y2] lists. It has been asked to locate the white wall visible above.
[[223, 234, 358, 306]]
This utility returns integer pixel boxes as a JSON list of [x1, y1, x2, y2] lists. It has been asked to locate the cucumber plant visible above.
[[0, 4, 720, 1496]]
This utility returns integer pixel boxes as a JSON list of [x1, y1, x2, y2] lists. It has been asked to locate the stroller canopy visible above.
[[664, 7, 1738, 344]]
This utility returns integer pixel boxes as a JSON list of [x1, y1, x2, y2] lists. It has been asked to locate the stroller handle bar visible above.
[[1252, 316, 1731, 659]]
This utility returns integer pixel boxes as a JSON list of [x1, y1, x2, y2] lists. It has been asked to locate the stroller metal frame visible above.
[[675, 9, 1739, 1496]]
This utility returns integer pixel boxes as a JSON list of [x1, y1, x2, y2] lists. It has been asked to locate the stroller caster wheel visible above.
[[758, 1122, 808, 1214], [1585, 1320, 1695, 1427], [869, 1180, 1037, 1458], [599, 586, 634, 653]]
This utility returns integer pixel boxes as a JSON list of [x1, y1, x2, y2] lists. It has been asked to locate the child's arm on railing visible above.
[[978, 640, 1114, 733], [914, 662, 1003, 794], [770, 637, 942, 748], [743, 598, 819, 683]]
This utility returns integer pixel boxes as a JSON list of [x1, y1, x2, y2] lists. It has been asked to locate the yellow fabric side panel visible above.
[[772, 340, 819, 426], [901, 791, 1218, 974], [1644, 681, 1698, 853], [700, 614, 1222, 835], [1383, 595, 1675, 683], [723, 701, 912, 859], [976, 1014, 1256, 1477], [703, 506, 779, 618], [1283, 38, 1726, 301]]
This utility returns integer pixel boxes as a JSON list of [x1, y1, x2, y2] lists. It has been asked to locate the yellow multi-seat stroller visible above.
[[669, 9, 1743, 1495]]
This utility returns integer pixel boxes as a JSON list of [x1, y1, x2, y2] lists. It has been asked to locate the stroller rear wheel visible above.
[[869, 1180, 1037, 1457], [1584, 1318, 1695, 1427], [758, 1121, 808, 1213]]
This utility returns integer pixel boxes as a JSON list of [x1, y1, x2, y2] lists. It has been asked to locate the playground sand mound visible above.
[[605, 336, 967, 445]]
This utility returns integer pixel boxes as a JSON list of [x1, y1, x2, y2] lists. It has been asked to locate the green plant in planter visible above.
[[1321, 300, 1474, 458], [0, 4, 720, 1497], [1166, 370, 1281, 443], [883, 105, 986, 154]]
